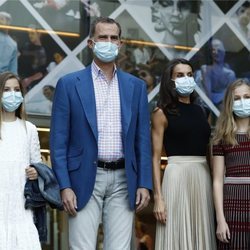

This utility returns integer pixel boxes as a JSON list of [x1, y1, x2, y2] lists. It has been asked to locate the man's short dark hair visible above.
[[89, 17, 122, 38]]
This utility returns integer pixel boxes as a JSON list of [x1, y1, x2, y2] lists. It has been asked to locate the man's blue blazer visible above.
[[50, 65, 152, 210]]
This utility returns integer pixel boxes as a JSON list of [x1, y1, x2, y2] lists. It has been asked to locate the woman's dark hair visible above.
[[157, 58, 197, 116]]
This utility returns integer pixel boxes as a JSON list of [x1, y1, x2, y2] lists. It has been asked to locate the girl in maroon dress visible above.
[[212, 79, 250, 249]]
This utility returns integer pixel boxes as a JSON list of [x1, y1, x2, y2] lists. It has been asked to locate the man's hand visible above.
[[61, 188, 77, 216], [136, 188, 150, 212]]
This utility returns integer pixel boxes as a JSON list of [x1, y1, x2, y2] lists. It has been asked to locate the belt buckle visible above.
[[103, 161, 108, 170]]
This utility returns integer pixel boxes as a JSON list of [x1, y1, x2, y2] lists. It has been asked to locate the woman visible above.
[[212, 79, 250, 249], [151, 58, 216, 249], [0, 72, 42, 249]]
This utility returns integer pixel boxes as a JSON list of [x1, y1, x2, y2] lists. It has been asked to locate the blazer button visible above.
[[93, 161, 97, 165]]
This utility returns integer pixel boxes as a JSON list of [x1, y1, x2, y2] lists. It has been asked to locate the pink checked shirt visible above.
[[91, 62, 124, 162]]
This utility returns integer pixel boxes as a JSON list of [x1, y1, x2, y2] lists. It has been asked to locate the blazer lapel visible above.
[[117, 70, 134, 138], [75, 67, 98, 142]]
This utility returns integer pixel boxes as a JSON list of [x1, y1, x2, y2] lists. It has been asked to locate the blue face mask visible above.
[[93, 41, 119, 62], [174, 76, 196, 96], [2, 91, 23, 112], [233, 98, 250, 118]]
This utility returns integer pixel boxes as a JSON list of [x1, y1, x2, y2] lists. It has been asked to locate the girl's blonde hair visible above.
[[213, 79, 250, 146]]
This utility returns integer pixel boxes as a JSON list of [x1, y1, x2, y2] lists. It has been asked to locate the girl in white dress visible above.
[[0, 72, 42, 250]]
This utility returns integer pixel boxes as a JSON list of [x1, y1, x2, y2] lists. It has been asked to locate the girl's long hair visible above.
[[213, 79, 250, 146]]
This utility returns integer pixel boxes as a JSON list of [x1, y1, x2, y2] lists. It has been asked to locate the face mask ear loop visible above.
[[171, 79, 177, 90]]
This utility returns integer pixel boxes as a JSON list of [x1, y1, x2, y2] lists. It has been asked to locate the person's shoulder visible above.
[[200, 64, 208, 71], [21, 120, 39, 137], [151, 107, 168, 125], [59, 66, 91, 83], [61, 67, 88, 80], [25, 120, 37, 131], [223, 66, 233, 73], [118, 69, 145, 86], [192, 103, 210, 119], [4, 33, 17, 48], [152, 107, 165, 118], [192, 103, 205, 111]]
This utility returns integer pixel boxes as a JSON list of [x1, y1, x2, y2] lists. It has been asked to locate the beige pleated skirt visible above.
[[155, 156, 217, 250]]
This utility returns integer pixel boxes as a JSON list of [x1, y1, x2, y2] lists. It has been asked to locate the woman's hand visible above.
[[26, 166, 38, 180], [153, 197, 167, 224], [216, 220, 230, 243]]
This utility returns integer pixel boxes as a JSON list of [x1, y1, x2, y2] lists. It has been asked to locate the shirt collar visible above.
[[91, 61, 117, 80]]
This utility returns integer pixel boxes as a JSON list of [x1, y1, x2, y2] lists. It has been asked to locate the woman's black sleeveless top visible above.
[[163, 102, 211, 156]]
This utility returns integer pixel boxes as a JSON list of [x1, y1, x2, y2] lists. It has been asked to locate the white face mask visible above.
[[233, 98, 250, 118], [1, 91, 23, 112], [174, 76, 196, 96], [92, 41, 119, 62]]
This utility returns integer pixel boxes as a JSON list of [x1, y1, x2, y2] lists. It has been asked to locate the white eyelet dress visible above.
[[0, 118, 42, 250]]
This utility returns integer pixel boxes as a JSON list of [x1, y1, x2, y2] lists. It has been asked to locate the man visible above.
[[0, 12, 18, 74], [50, 17, 152, 250], [151, 0, 201, 59]]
